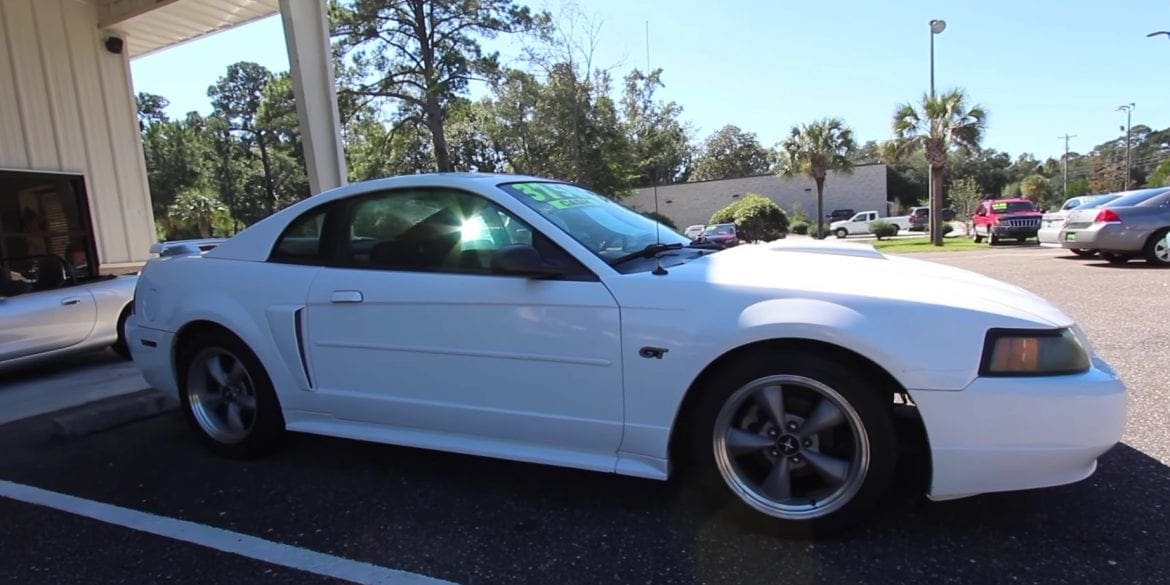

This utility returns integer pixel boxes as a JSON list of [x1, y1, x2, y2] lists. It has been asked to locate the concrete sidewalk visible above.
[[0, 351, 152, 426]]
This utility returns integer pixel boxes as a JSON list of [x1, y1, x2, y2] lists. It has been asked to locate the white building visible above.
[[626, 165, 890, 230], [0, 0, 344, 273]]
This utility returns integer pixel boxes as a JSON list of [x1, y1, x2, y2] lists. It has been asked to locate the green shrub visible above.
[[869, 220, 898, 240], [710, 193, 789, 242], [806, 224, 829, 239], [790, 221, 810, 235]]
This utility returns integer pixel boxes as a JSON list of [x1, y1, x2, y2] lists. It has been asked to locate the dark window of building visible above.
[[0, 171, 97, 279]]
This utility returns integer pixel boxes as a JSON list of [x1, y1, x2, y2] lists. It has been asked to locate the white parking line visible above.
[[0, 479, 455, 585]]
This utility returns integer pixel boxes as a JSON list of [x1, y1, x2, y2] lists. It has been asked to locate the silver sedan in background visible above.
[[1038, 194, 1118, 253], [0, 254, 136, 372], [1059, 187, 1170, 265]]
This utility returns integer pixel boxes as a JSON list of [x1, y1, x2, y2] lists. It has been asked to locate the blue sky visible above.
[[130, 0, 1170, 161]]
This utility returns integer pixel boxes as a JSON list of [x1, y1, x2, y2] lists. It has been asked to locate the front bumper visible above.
[[990, 225, 1039, 238], [910, 356, 1126, 500], [125, 316, 180, 401]]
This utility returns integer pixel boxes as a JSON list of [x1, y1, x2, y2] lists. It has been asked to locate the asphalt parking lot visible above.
[[2, 245, 1168, 585]]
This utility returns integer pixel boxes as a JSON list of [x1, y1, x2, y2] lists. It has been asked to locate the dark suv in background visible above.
[[908, 206, 956, 231]]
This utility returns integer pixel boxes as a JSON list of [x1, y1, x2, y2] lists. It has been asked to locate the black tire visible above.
[[1101, 252, 1130, 265], [110, 303, 133, 360], [972, 226, 984, 244], [1016, 237, 1027, 243], [1143, 228, 1170, 267], [834, 228, 848, 239], [177, 330, 285, 458], [683, 350, 898, 538], [890, 226, 899, 236], [989, 232, 1000, 246], [1071, 249, 1097, 257]]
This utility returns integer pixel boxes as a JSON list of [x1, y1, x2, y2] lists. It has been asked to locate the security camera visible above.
[[104, 36, 124, 54]]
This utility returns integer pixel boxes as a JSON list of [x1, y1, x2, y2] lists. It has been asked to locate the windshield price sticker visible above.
[[992, 202, 1009, 211], [511, 182, 600, 209]]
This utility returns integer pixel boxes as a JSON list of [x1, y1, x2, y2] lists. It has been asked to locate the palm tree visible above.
[[778, 118, 857, 239], [888, 89, 987, 245]]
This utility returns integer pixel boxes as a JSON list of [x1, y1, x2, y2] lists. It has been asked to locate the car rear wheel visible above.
[[178, 331, 285, 458], [1143, 228, 1170, 267], [834, 228, 848, 239], [686, 351, 897, 537]]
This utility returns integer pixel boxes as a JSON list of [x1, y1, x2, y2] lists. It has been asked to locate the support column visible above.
[[278, 0, 346, 195]]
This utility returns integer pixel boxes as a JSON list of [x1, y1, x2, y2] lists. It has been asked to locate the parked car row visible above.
[[1055, 187, 1170, 266], [684, 223, 740, 248]]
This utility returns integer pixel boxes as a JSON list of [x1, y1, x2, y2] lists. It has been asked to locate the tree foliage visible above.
[[331, 0, 548, 172], [888, 88, 987, 245], [691, 125, 772, 181], [709, 194, 789, 242], [777, 118, 856, 238]]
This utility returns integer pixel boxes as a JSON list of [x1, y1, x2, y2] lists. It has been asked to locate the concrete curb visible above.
[[51, 390, 178, 438]]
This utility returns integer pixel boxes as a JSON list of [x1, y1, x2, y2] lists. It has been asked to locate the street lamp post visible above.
[[929, 19, 946, 245], [1116, 103, 1134, 191]]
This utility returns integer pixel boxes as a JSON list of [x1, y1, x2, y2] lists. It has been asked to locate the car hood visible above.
[[655, 241, 1071, 327]]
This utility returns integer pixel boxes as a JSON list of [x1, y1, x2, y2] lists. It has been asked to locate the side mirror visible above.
[[491, 244, 563, 279]]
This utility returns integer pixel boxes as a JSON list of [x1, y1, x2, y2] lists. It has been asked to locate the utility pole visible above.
[[1058, 134, 1076, 197], [928, 19, 946, 246], [1116, 103, 1135, 190]]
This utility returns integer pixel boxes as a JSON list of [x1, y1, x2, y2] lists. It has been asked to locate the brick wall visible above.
[[627, 164, 889, 229]]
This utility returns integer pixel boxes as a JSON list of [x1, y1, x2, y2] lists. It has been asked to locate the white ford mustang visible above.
[[127, 173, 1126, 535]]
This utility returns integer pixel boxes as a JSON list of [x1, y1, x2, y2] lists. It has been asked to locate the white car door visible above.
[[301, 187, 625, 456], [0, 276, 96, 362]]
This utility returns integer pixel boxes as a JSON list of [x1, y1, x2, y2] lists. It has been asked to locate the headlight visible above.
[[980, 328, 1091, 376]]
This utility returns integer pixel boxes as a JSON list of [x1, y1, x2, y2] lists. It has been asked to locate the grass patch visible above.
[[871, 236, 985, 253]]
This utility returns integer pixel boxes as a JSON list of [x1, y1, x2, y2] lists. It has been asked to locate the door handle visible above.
[[61, 297, 82, 306], [330, 290, 363, 304]]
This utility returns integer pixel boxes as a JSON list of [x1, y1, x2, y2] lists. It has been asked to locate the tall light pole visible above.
[[928, 19, 946, 245], [1116, 103, 1134, 190], [930, 19, 946, 98]]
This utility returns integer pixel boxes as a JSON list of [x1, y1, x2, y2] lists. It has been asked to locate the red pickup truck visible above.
[[971, 198, 1043, 244]]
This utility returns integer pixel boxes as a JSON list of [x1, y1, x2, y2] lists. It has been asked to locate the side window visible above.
[[271, 206, 330, 264], [344, 189, 539, 275]]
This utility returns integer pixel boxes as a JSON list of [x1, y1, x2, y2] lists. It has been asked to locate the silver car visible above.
[[1037, 194, 1118, 251], [0, 240, 222, 372], [1058, 187, 1170, 266], [1, 254, 136, 372]]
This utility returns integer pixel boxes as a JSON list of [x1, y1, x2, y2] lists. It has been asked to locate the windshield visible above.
[[991, 201, 1037, 213], [703, 224, 735, 235], [1103, 188, 1170, 208], [500, 181, 691, 263]]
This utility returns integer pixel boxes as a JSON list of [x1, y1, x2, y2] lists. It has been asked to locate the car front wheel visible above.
[[834, 228, 848, 239], [687, 351, 897, 537], [178, 331, 285, 458]]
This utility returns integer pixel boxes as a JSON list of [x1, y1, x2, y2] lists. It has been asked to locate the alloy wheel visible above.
[[186, 347, 258, 444], [712, 375, 870, 520]]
